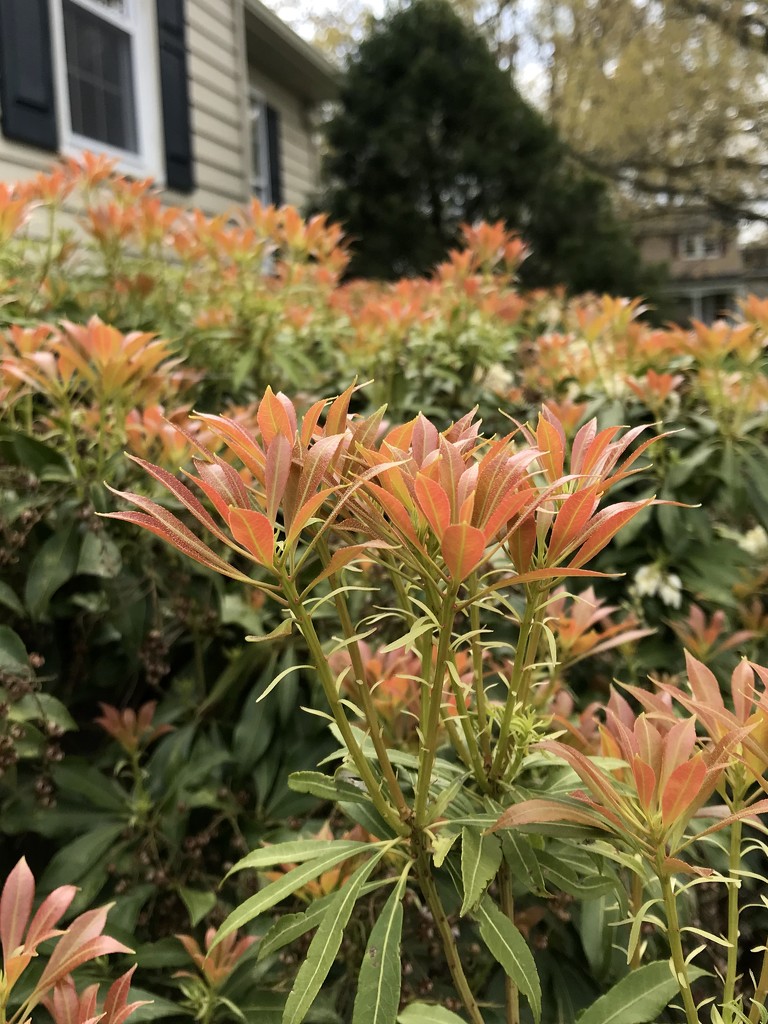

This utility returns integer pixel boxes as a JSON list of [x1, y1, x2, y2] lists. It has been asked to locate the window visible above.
[[250, 88, 278, 203], [681, 233, 723, 260], [249, 88, 270, 203], [248, 89, 283, 206], [49, 0, 163, 179]]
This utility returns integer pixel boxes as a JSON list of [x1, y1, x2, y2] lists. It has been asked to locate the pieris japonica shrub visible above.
[[107, 384, 768, 1024]]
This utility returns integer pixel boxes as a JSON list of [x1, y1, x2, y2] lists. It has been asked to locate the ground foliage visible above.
[[1, 159, 768, 1023]]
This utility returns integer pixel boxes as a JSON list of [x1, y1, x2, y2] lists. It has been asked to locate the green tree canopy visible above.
[[322, 0, 657, 296]]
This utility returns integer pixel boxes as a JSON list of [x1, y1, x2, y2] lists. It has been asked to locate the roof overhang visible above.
[[243, 0, 339, 103]]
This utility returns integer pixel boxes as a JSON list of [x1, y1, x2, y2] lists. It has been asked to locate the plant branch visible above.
[[660, 871, 701, 1024]]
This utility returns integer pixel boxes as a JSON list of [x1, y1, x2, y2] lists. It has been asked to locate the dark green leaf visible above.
[[474, 895, 541, 1023], [460, 826, 502, 915], [282, 848, 389, 1024], [24, 524, 80, 619], [0, 582, 24, 617], [179, 887, 217, 927], [40, 822, 125, 889], [0, 626, 30, 676], [577, 961, 706, 1024], [352, 870, 409, 1024]]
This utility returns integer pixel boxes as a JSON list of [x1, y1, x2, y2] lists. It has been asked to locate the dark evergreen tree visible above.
[[323, 0, 661, 297]]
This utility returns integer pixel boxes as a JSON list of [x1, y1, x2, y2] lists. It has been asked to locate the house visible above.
[[0, 0, 338, 213], [635, 209, 768, 324]]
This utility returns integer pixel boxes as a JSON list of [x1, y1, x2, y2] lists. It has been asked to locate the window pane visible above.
[[250, 97, 265, 192], [63, 0, 138, 153]]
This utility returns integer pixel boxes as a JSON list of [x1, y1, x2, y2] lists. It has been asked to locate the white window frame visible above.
[[49, 0, 165, 182], [681, 233, 721, 261], [248, 86, 271, 203]]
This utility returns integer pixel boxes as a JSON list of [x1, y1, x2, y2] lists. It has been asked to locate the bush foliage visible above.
[[321, 0, 660, 298], [1, 158, 768, 1023]]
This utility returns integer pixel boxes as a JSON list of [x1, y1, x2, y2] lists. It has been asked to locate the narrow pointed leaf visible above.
[[397, 1005, 466, 1024], [474, 895, 541, 1023], [226, 840, 373, 875], [282, 848, 388, 1024], [661, 757, 707, 827], [213, 845, 380, 948], [414, 475, 451, 540], [0, 857, 34, 960], [228, 508, 274, 567], [442, 522, 486, 581], [352, 870, 409, 1024], [460, 827, 502, 915], [490, 797, 612, 833], [259, 879, 390, 961], [577, 960, 706, 1024]]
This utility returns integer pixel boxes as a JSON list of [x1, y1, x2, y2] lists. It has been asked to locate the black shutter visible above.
[[156, 0, 194, 192], [0, 0, 58, 151], [266, 104, 283, 207]]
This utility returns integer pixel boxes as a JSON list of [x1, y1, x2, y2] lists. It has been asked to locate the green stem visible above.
[[283, 576, 408, 837], [329, 572, 411, 825], [723, 818, 743, 1020], [630, 869, 644, 971], [468, 572, 491, 762], [660, 872, 700, 1024], [499, 861, 520, 1024], [446, 668, 491, 794], [414, 838, 485, 1024], [490, 586, 543, 781], [748, 942, 768, 1024], [414, 586, 459, 827]]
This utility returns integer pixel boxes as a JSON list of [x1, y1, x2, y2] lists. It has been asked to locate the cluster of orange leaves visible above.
[[3, 157, 768, 481]]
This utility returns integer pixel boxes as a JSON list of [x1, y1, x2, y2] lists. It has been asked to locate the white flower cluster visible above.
[[631, 564, 683, 608], [738, 525, 768, 558]]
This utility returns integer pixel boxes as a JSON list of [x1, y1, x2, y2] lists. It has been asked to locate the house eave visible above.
[[243, 0, 339, 103]]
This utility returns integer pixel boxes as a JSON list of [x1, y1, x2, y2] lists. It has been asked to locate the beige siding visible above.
[[247, 67, 320, 210], [0, 0, 327, 215], [0, 0, 249, 214], [170, 0, 249, 211]]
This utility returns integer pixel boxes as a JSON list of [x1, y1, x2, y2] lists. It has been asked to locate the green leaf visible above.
[[10, 692, 76, 731], [460, 826, 502, 915], [258, 881, 392, 962], [352, 868, 409, 1024], [474, 895, 542, 1023], [24, 525, 80, 619], [580, 893, 623, 980], [397, 1004, 466, 1024], [179, 887, 217, 927], [10, 432, 69, 475], [288, 771, 370, 805], [246, 619, 294, 644], [282, 847, 388, 1024], [119, 988, 182, 1023], [40, 822, 125, 889], [76, 530, 123, 578], [256, 664, 313, 703], [214, 844, 383, 948], [52, 762, 127, 811], [500, 833, 546, 896], [0, 626, 30, 676], [0, 582, 24, 617], [227, 840, 372, 876], [577, 961, 706, 1024]]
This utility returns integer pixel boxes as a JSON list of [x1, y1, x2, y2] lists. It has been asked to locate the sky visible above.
[[270, 0, 548, 106]]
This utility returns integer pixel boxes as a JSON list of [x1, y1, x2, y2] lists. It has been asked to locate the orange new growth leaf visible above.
[[441, 522, 486, 581], [414, 473, 451, 540], [228, 507, 275, 568]]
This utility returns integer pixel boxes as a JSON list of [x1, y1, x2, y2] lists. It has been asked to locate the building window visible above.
[[49, 0, 163, 178], [249, 88, 271, 203], [681, 233, 722, 260]]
